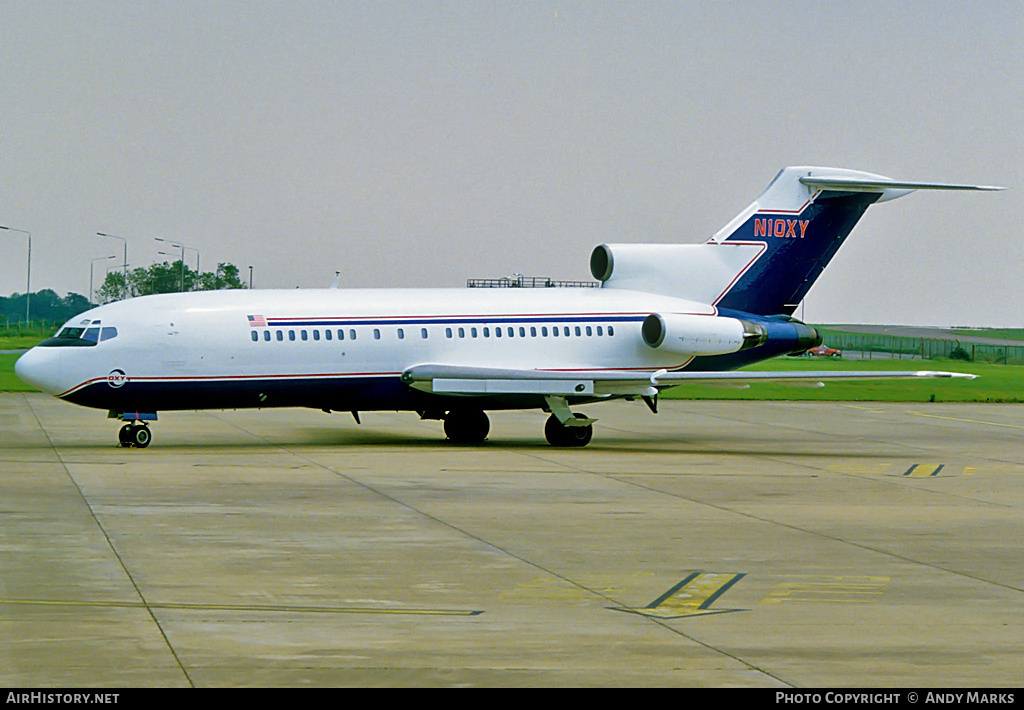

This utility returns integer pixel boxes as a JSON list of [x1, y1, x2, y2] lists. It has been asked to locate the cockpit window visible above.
[[57, 327, 86, 340], [39, 322, 117, 348]]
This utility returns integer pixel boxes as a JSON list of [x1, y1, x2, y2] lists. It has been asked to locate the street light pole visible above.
[[90, 255, 116, 303], [96, 232, 128, 297], [0, 224, 32, 323], [155, 238, 198, 292]]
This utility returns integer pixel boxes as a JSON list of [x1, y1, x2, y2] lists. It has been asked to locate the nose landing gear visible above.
[[111, 411, 158, 449], [118, 423, 152, 448]]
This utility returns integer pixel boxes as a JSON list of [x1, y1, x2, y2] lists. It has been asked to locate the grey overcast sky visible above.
[[1, 1, 1020, 326]]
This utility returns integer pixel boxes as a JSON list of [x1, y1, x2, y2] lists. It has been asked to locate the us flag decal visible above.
[[248, 315, 267, 327]]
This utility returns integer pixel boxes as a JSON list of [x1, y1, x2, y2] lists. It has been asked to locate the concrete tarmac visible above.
[[1, 393, 1022, 687]]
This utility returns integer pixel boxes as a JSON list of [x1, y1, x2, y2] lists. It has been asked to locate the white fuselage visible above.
[[17, 287, 732, 412]]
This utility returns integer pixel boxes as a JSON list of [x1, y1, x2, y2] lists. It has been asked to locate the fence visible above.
[[467, 276, 600, 289], [817, 330, 1024, 365], [0, 320, 59, 338]]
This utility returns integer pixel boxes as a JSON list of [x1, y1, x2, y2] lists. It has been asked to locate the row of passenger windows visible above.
[[249, 324, 617, 343]]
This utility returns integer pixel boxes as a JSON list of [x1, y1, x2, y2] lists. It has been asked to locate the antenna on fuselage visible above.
[[330, 271, 341, 288]]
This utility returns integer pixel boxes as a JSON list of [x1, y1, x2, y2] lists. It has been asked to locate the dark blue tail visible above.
[[715, 186, 879, 316]]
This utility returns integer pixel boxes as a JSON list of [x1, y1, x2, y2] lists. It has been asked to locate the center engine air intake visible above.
[[641, 313, 767, 356]]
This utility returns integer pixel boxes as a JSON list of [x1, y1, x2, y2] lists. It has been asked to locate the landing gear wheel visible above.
[[443, 409, 490, 444], [131, 424, 152, 449], [118, 423, 152, 448], [544, 413, 593, 448]]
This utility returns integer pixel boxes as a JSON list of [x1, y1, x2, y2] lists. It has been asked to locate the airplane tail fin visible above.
[[592, 167, 1003, 316]]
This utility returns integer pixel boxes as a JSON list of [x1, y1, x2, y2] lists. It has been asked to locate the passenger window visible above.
[[325, 330, 332, 341], [313, 330, 320, 341], [338, 329, 345, 341], [542, 326, 548, 337], [552, 327, 559, 337], [608, 326, 615, 336], [530, 326, 537, 337], [301, 330, 308, 341], [251, 331, 258, 342], [458, 327, 465, 338], [264, 331, 271, 341], [421, 328, 428, 339], [289, 330, 296, 341], [373, 329, 381, 340], [507, 327, 514, 337], [575, 326, 581, 337], [397, 328, 405, 340], [276, 330, 283, 341], [585, 326, 592, 336], [446, 327, 453, 338], [483, 327, 490, 337], [471, 327, 477, 338], [350, 329, 357, 340], [519, 327, 526, 337], [564, 326, 570, 337], [597, 326, 603, 336], [495, 327, 502, 338]]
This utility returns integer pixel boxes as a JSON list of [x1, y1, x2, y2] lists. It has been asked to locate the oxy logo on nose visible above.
[[107, 369, 127, 388]]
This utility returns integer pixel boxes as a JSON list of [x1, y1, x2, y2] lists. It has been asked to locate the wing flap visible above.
[[402, 364, 975, 397]]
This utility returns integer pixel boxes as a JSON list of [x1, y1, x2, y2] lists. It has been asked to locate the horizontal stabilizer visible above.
[[799, 176, 1006, 193]]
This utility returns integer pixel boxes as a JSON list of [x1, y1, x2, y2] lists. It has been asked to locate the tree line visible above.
[[97, 260, 246, 301], [2, 260, 248, 326]]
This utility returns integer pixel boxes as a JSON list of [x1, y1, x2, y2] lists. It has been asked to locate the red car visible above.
[[807, 344, 842, 357]]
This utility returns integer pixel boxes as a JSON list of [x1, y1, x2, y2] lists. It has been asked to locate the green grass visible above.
[[950, 328, 1024, 342], [0, 334, 45, 351], [659, 357, 1024, 403], [0, 354, 34, 391]]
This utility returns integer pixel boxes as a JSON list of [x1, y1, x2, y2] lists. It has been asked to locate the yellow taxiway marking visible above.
[[618, 572, 745, 619], [838, 404, 887, 412], [826, 462, 1018, 478], [908, 411, 1024, 430], [0, 598, 482, 616], [760, 575, 888, 605], [903, 463, 945, 477]]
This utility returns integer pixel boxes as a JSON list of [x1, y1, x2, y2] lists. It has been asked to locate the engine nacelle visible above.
[[641, 313, 767, 356], [590, 242, 767, 303]]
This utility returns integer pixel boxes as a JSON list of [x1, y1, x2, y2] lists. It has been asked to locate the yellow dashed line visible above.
[[0, 598, 481, 616], [760, 575, 889, 605], [908, 411, 1024, 430]]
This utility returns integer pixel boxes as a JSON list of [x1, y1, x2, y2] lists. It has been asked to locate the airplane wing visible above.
[[401, 364, 976, 398]]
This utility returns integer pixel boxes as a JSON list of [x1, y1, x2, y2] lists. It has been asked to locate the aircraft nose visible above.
[[15, 347, 65, 395]]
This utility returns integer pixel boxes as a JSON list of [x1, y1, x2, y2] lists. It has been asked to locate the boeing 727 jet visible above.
[[15, 167, 1002, 447]]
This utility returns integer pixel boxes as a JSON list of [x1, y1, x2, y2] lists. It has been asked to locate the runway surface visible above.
[[2, 393, 1022, 687]]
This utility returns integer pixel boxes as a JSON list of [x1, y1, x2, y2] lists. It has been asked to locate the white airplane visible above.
[[16, 167, 1002, 448]]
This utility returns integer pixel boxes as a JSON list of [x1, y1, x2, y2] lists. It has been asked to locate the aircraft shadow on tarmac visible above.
[[5, 422, 904, 458]]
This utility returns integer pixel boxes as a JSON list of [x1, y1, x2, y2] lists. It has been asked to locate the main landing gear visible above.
[[443, 409, 490, 444], [544, 413, 593, 448], [542, 395, 595, 448], [111, 411, 158, 448], [439, 398, 596, 448]]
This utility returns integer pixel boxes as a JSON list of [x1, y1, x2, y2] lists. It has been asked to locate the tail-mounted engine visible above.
[[640, 313, 767, 356]]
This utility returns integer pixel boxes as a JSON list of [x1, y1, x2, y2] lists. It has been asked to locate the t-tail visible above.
[[591, 166, 1003, 316]]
